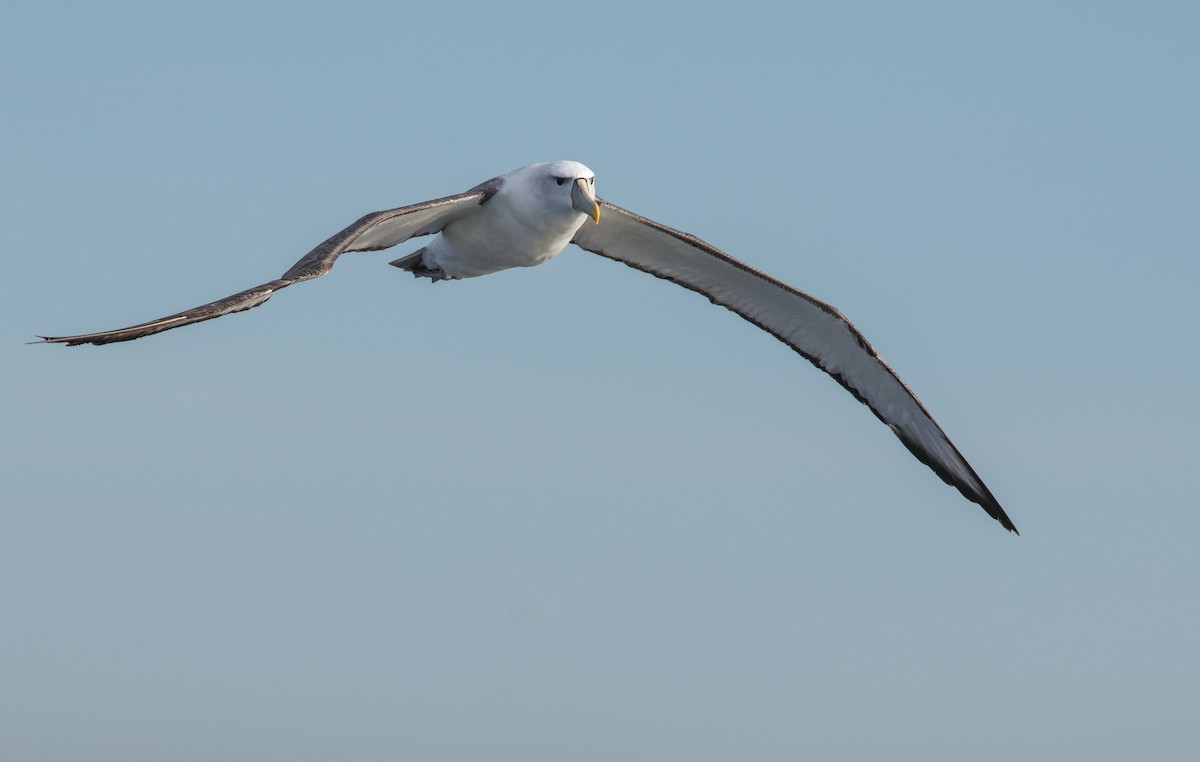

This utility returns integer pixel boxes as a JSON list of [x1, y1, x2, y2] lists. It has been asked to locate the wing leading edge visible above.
[[572, 199, 1016, 533]]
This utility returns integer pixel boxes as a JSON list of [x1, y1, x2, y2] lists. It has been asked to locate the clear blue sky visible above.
[[3, 2, 1198, 760]]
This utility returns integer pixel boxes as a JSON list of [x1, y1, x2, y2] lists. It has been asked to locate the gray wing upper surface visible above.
[[37, 189, 493, 346], [572, 199, 1016, 533]]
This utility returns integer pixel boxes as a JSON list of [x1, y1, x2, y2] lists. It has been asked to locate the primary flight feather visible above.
[[38, 160, 1017, 533]]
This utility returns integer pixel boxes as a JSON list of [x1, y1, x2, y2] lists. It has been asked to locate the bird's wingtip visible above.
[[990, 503, 1019, 535], [31, 335, 92, 346]]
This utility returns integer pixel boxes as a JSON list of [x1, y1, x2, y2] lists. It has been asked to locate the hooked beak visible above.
[[571, 177, 600, 224]]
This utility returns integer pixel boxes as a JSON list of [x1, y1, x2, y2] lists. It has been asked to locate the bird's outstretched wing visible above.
[[36, 187, 497, 346], [572, 199, 1016, 533]]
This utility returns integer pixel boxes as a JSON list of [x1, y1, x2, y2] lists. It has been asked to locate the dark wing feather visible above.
[[572, 199, 1016, 533], [37, 188, 495, 346]]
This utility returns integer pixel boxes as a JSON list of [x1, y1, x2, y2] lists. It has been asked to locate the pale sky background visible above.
[[3, 2, 1198, 760]]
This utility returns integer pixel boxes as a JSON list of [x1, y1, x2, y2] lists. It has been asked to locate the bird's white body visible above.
[[423, 161, 594, 279]]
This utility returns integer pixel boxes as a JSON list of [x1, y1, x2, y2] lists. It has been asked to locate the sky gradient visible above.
[[3, 2, 1199, 760]]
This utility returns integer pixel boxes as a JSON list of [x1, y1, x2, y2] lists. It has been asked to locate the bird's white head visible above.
[[526, 160, 599, 224]]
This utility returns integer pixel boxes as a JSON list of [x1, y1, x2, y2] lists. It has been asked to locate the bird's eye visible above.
[[554, 176, 567, 185]]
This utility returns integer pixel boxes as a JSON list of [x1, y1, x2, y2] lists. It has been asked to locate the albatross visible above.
[[37, 160, 1017, 533]]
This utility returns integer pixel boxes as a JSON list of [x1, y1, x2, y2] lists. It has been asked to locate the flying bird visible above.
[[37, 161, 1017, 533]]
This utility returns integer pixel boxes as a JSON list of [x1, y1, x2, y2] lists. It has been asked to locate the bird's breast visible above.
[[426, 199, 585, 279]]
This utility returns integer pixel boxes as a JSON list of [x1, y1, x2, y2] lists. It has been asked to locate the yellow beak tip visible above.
[[592, 203, 601, 224]]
